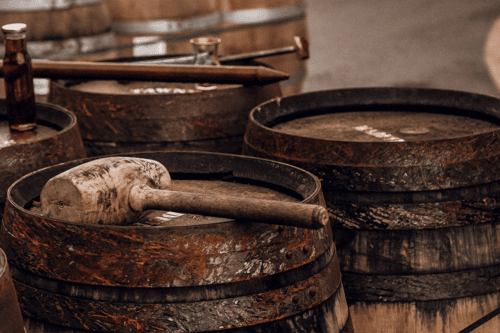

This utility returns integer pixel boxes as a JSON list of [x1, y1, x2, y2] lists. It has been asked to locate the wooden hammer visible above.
[[40, 157, 329, 229]]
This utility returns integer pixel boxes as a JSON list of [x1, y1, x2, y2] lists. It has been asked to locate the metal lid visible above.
[[2, 23, 27, 40]]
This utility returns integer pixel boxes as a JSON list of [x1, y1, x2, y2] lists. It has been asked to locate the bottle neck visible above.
[[4, 38, 26, 54]]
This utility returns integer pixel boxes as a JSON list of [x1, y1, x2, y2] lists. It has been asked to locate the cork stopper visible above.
[[2, 23, 27, 40]]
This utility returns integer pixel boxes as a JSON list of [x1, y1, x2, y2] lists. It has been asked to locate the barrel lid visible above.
[[245, 88, 500, 192], [272, 111, 499, 142], [3, 152, 330, 289]]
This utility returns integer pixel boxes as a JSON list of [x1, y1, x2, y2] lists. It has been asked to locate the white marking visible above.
[[354, 125, 405, 142], [156, 211, 185, 222]]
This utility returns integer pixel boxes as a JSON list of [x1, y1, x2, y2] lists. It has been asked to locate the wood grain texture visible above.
[[1, 152, 351, 332], [242, 87, 500, 332], [47, 61, 282, 157], [40, 156, 171, 225], [0, 101, 86, 207], [0, 248, 25, 333], [349, 292, 500, 333], [0, 2, 111, 41]]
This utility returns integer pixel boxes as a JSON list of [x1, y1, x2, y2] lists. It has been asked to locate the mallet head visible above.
[[40, 157, 171, 225]]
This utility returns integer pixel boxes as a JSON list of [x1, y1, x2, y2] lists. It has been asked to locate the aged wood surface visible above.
[[0, 1, 111, 41], [242, 87, 500, 332], [0, 248, 25, 333], [40, 156, 327, 228], [48, 63, 282, 156], [0, 101, 86, 208], [40, 157, 171, 225], [244, 88, 500, 191], [1, 152, 352, 332]]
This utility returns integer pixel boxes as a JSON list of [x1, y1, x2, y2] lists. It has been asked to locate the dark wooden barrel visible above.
[[101, 0, 307, 96], [242, 87, 500, 333], [47, 58, 282, 157], [217, 0, 308, 96], [0, 100, 86, 214], [0, 248, 25, 333], [103, 0, 219, 56], [0, 0, 114, 60], [1, 151, 353, 333], [0, 0, 115, 102]]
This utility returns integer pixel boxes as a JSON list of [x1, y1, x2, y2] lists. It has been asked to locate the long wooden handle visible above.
[[0, 60, 289, 84], [129, 185, 329, 229]]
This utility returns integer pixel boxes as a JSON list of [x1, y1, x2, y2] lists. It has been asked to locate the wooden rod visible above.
[[0, 60, 290, 84], [130, 186, 329, 230]]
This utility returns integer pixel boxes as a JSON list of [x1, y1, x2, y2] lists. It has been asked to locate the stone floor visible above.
[[302, 0, 500, 98]]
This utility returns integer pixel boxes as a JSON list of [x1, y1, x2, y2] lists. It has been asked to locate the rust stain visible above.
[[103, 120, 120, 135]]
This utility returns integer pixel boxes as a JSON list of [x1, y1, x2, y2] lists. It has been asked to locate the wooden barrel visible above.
[[47, 57, 282, 157], [217, 0, 309, 96], [1, 151, 353, 333], [0, 0, 115, 102], [0, 248, 25, 333], [242, 87, 500, 333], [102, 0, 307, 96], [0, 0, 114, 60], [0, 100, 86, 214], [103, 0, 220, 56]]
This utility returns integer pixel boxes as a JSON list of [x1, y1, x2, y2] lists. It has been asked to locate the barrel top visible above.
[[57, 79, 240, 96], [251, 87, 500, 144], [8, 151, 323, 228], [3, 152, 330, 288], [0, 0, 103, 11], [273, 111, 500, 143], [0, 101, 78, 148], [244, 87, 500, 192]]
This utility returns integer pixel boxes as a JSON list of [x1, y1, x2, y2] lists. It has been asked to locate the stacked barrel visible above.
[[102, 0, 308, 96], [242, 87, 500, 333], [0, 3, 353, 333], [2, 2, 500, 333]]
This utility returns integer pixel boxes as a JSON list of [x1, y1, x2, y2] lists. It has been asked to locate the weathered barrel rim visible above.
[[248, 87, 500, 148], [0, 100, 79, 138], [7, 151, 324, 229], [244, 87, 500, 193], [9, 243, 337, 303]]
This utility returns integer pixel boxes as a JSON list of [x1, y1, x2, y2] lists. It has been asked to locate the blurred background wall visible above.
[[303, 0, 500, 98]]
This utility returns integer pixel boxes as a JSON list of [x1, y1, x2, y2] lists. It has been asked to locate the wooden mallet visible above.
[[40, 157, 329, 229]]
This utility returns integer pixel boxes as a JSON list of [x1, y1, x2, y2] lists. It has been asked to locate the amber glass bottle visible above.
[[2, 23, 36, 131]]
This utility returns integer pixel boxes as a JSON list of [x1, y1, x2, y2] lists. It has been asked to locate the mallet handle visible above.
[[129, 185, 329, 229], [0, 61, 289, 84]]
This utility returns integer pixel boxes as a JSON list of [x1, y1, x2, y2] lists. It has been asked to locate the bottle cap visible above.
[[2, 23, 27, 40]]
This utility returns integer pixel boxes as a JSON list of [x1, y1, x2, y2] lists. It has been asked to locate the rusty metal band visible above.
[[342, 263, 500, 302], [110, 4, 306, 35], [111, 12, 222, 35], [25, 31, 116, 60], [14, 252, 342, 332], [322, 179, 500, 205], [11, 242, 336, 303], [21, 282, 350, 333], [0, 0, 102, 11]]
